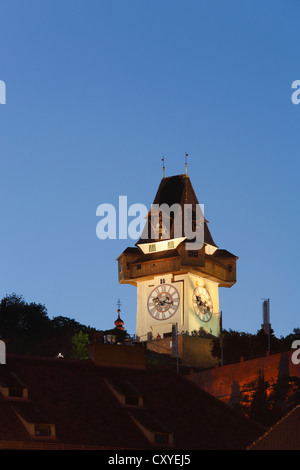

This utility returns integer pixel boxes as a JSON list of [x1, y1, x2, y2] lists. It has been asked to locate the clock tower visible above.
[[117, 170, 238, 342]]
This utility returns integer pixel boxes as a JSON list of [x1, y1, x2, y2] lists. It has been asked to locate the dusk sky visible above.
[[0, 0, 299, 339]]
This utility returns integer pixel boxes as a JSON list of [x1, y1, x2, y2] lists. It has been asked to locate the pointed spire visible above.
[[114, 299, 124, 330]]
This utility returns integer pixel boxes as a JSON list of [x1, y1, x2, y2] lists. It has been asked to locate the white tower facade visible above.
[[117, 173, 237, 341]]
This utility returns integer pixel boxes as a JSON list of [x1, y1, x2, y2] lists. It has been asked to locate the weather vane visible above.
[[185, 153, 188, 175], [162, 156, 165, 178]]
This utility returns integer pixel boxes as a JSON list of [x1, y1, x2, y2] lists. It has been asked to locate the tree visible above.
[[248, 372, 273, 427], [268, 376, 300, 422], [0, 294, 95, 357], [278, 328, 300, 351], [238, 374, 300, 428], [0, 293, 127, 358], [211, 327, 295, 365], [70, 330, 90, 360], [211, 329, 255, 364], [0, 293, 51, 354]]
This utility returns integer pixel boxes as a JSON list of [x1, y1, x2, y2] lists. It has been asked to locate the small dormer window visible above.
[[12, 403, 56, 440], [0, 371, 28, 400], [125, 395, 139, 406], [154, 433, 169, 445], [128, 409, 174, 447], [104, 378, 143, 408], [9, 387, 24, 398], [35, 425, 52, 437]]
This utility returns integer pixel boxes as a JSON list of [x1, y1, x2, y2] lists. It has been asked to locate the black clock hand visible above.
[[152, 296, 173, 307], [195, 295, 211, 311], [163, 297, 173, 306], [159, 299, 170, 307]]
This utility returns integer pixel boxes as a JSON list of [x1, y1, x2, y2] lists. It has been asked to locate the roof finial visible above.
[[162, 157, 165, 178], [115, 299, 124, 330], [185, 153, 188, 176]]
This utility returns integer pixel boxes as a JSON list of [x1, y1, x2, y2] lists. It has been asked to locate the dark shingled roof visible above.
[[0, 353, 263, 450], [213, 249, 238, 259], [137, 174, 217, 248], [248, 406, 300, 450]]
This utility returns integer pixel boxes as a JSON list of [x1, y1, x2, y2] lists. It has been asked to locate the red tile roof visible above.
[[248, 406, 300, 450], [0, 352, 263, 450]]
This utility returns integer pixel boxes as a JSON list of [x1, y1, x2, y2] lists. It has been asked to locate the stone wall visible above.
[[146, 335, 218, 368], [187, 350, 300, 404], [88, 343, 146, 369]]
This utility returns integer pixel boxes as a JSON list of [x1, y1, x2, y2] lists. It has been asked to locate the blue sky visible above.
[[0, 0, 299, 339]]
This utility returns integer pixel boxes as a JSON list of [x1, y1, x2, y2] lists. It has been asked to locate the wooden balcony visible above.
[[117, 246, 237, 287]]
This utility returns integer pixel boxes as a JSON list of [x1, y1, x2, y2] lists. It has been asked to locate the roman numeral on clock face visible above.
[[147, 284, 180, 320], [192, 286, 213, 323]]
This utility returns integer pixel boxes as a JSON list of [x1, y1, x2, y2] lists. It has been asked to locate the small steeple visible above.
[[114, 299, 124, 330]]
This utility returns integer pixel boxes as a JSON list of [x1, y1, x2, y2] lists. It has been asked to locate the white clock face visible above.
[[193, 286, 213, 322], [147, 284, 180, 320]]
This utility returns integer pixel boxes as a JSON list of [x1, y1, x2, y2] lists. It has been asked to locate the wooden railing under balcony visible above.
[[118, 248, 236, 287]]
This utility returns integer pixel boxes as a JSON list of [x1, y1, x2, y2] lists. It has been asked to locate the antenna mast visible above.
[[185, 153, 188, 175]]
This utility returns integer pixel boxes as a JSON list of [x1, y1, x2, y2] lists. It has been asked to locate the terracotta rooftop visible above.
[[248, 405, 300, 450], [0, 351, 264, 450]]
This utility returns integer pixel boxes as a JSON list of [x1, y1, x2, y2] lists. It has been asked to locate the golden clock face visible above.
[[192, 286, 213, 322], [147, 284, 180, 320]]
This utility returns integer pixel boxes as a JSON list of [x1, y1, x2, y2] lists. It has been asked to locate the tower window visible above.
[[160, 279, 165, 284], [149, 244, 156, 253], [137, 264, 141, 270], [228, 264, 233, 272], [188, 250, 198, 258]]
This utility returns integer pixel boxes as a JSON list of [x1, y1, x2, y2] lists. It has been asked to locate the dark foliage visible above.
[[210, 327, 300, 428], [211, 327, 300, 365], [235, 374, 300, 428], [0, 293, 128, 358]]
